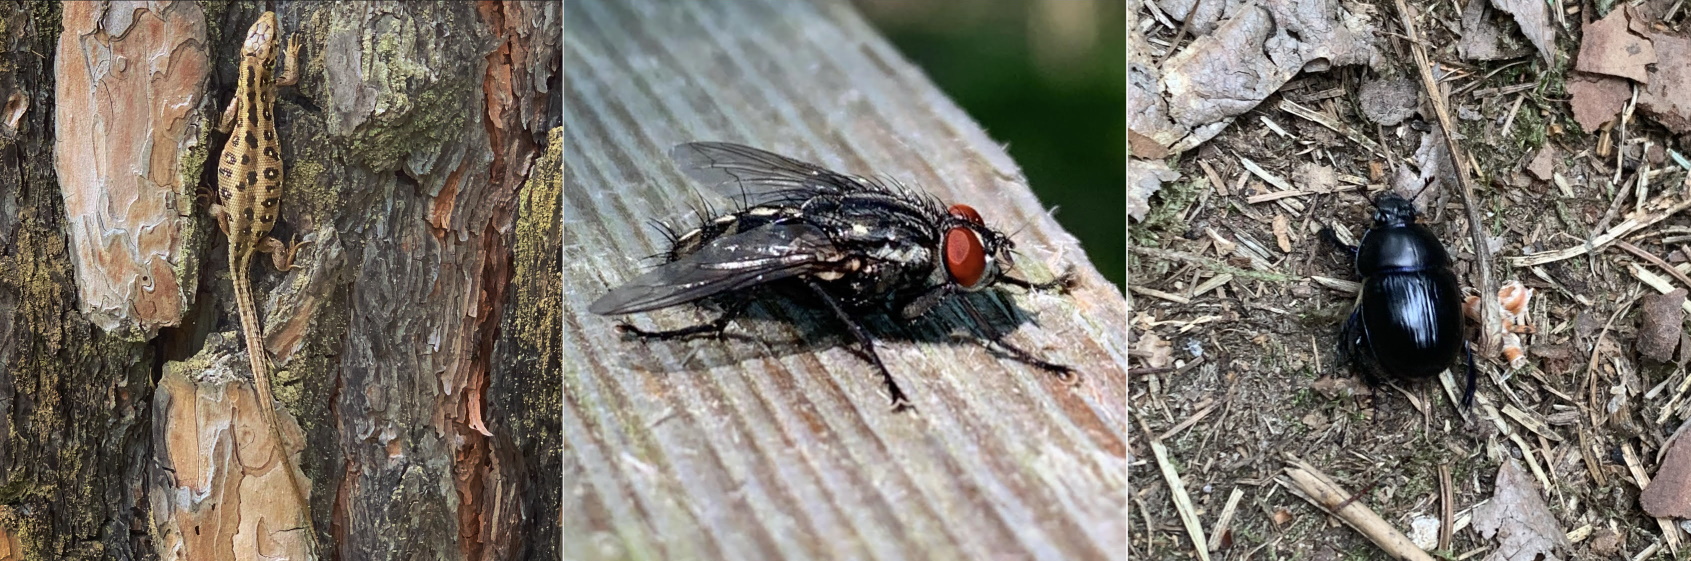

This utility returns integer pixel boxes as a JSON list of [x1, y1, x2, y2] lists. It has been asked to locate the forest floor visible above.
[[1130, 0, 1691, 558]]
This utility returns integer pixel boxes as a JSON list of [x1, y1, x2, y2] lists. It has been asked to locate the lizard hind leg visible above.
[[260, 233, 312, 272]]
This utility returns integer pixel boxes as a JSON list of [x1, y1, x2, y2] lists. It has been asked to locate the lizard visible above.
[[210, 10, 315, 526]]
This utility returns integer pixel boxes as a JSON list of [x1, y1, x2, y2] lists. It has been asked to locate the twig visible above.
[[1500, 403, 1565, 442], [1622, 442, 1682, 554], [1586, 295, 1641, 425], [1311, 275, 1363, 294], [1280, 459, 1436, 561], [1137, 414, 1210, 561], [1277, 100, 1388, 159], [1158, 401, 1220, 441], [1616, 240, 1691, 290], [1438, 464, 1453, 552], [1129, 246, 1296, 282], [1391, 0, 1502, 353], [1579, 427, 1608, 487], [1207, 487, 1245, 552], [1626, 262, 1691, 316], [1508, 196, 1691, 267], [1131, 285, 1192, 304]]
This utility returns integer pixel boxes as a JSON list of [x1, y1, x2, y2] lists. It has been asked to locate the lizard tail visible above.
[[231, 265, 280, 429]]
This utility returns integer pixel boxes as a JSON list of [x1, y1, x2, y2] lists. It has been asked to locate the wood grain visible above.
[[562, 0, 1128, 559]]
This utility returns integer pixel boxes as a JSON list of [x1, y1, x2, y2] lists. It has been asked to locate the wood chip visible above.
[[1207, 488, 1245, 552], [1311, 276, 1363, 293], [1623, 442, 1684, 553], [1130, 285, 1192, 304], [1508, 196, 1691, 267], [1190, 273, 1233, 297], [1272, 214, 1292, 252], [1500, 403, 1564, 442], [1281, 461, 1435, 561]]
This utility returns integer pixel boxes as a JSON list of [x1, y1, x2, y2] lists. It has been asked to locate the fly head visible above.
[[941, 204, 1016, 292]]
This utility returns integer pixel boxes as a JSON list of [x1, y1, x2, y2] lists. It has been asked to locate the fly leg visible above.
[[959, 299, 1076, 383], [804, 280, 912, 412], [617, 298, 750, 341], [999, 269, 1075, 293]]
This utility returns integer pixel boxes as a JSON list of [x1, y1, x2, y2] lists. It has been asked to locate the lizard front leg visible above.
[[277, 38, 301, 88], [217, 95, 241, 134]]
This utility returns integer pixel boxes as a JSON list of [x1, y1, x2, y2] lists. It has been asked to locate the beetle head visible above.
[[1372, 194, 1418, 226]]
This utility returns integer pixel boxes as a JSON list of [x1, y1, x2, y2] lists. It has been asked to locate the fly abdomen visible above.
[[668, 204, 801, 261]]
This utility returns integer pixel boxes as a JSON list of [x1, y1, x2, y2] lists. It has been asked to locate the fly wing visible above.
[[670, 142, 868, 204], [590, 222, 844, 315]]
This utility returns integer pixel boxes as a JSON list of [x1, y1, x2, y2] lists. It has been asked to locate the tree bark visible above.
[[2, 2, 560, 559]]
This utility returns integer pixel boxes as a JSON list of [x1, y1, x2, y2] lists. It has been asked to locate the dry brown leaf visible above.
[[1272, 214, 1292, 252], [1489, 0, 1556, 64], [1311, 376, 1372, 399], [1636, 288, 1685, 363], [1270, 507, 1293, 526], [1638, 30, 1691, 133], [1575, 8, 1656, 83], [1158, 0, 1378, 154], [1358, 77, 1418, 125], [1459, 0, 1529, 61], [1129, 17, 1181, 157], [1641, 426, 1691, 517], [1399, 125, 1456, 210], [1565, 73, 1630, 131], [1472, 460, 1570, 561], [1155, 0, 1238, 36], [1129, 159, 1180, 222], [1293, 162, 1338, 192], [1527, 146, 1555, 181], [1131, 331, 1175, 369]]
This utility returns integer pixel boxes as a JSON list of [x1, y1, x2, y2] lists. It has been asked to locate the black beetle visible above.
[[1333, 194, 1476, 407]]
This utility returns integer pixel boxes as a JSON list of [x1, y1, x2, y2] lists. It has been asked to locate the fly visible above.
[[590, 141, 1073, 411]]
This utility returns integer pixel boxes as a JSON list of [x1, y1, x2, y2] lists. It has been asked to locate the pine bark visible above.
[[0, 2, 560, 559]]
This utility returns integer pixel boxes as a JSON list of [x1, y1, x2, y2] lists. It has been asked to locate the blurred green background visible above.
[[854, 0, 1126, 290]]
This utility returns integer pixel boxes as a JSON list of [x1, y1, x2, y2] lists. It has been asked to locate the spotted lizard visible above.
[[210, 11, 314, 518]]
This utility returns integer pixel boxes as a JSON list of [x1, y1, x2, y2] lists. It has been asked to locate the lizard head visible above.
[[241, 12, 280, 63]]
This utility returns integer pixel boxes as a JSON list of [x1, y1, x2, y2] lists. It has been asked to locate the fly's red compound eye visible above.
[[944, 227, 988, 289], [947, 204, 983, 225]]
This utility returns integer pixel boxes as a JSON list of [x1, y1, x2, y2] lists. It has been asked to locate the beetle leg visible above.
[[1462, 341, 1478, 409], [1318, 227, 1360, 257]]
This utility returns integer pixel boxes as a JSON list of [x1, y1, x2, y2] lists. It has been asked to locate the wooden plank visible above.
[[561, 0, 1128, 559]]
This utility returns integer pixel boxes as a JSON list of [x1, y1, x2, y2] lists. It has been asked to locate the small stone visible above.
[[1408, 515, 1441, 550]]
